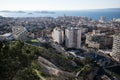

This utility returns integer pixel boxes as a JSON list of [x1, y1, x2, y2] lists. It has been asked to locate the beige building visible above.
[[92, 30, 100, 35], [112, 32, 120, 62], [52, 27, 64, 44], [86, 31, 113, 49], [65, 27, 81, 49], [12, 26, 28, 41]]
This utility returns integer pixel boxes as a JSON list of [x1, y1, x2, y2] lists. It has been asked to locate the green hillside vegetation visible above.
[[0, 40, 76, 80], [0, 40, 97, 80]]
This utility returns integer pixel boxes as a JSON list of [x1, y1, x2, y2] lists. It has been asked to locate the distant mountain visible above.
[[0, 10, 11, 12], [0, 10, 55, 14], [0, 10, 26, 13], [28, 12, 33, 15], [86, 8, 120, 12], [103, 8, 120, 10], [0, 8, 119, 13], [99, 8, 120, 11], [34, 11, 55, 14], [40, 11, 55, 14], [0, 8, 119, 16], [16, 11, 26, 13]]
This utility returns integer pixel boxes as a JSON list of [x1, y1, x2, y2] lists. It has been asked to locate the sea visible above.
[[0, 9, 120, 21]]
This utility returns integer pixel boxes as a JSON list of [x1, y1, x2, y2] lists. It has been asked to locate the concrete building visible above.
[[52, 27, 64, 44], [92, 30, 100, 35], [0, 33, 14, 41], [99, 16, 106, 23], [81, 27, 88, 33], [12, 26, 28, 41], [86, 31, 113, 49], [65, 27, 81, 49], [112, 32, 120, 62]]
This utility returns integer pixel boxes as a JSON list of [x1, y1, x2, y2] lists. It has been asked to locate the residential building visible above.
[[52, 27, 64, 44], [99, 16, 106, 23], [12, 26, 28, 41], [112, 32, 120, 62], [92, 30, 100, 35], [86, 31, 113, 49], [65, 27, 81, 49]]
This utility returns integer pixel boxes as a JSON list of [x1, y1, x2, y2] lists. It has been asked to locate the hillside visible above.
[[0, 40, 103, 80], [0, 40, 78, 80]]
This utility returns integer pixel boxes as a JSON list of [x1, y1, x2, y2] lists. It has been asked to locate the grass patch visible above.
[[31, 39, 39, 43]]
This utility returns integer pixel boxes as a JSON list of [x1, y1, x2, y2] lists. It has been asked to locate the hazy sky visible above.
[[0, 0, 120, 11]]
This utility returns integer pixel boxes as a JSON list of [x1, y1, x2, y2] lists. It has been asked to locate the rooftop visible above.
[[1, 33, 12, 37]]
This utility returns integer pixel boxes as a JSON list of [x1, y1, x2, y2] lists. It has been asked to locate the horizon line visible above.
[[0, 7, 120, 11]]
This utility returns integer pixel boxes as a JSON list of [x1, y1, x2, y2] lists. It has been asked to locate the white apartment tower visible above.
[[52, 27, 64, 44], [65, 27, 81, 49], [112, 32, 120, 62]]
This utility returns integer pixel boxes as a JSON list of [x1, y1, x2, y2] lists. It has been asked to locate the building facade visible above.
[[112, 32, 120, 62], [86, 31, 113, 49], [52, 27, 64, 44], [12, 26, 28, 41], [65, 27, 81, 49]]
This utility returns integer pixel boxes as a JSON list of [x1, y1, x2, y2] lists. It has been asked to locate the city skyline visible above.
[[0, 0, 120, 11]]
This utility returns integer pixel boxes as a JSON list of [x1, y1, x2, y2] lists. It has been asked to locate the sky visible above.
[[0, 0, 120, 11]]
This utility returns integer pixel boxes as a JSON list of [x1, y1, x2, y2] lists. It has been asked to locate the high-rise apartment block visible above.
[[52, 27, 82, 49], [112, 32, 120, 62], [65, 27, 81, 49], [52, 27, 64, 44]]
